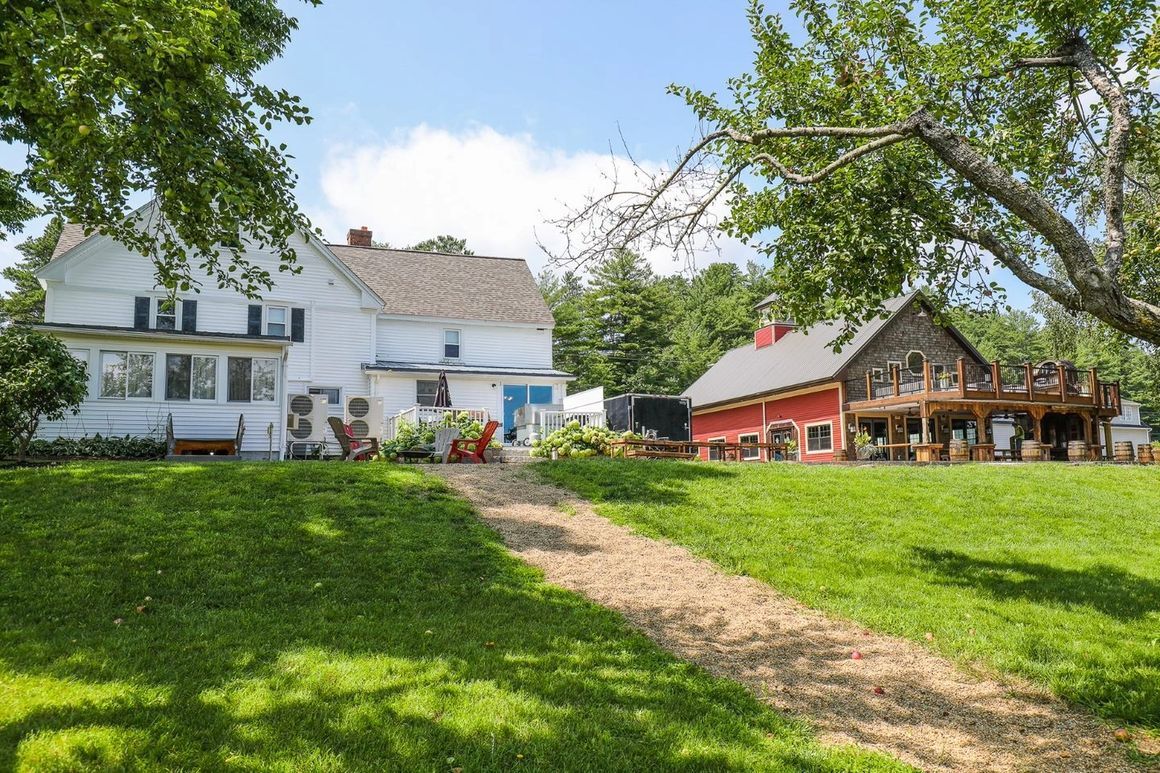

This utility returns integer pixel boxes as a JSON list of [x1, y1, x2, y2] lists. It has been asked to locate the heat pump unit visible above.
[[287, 393, 328, 443], [344, 395, 383, 440]]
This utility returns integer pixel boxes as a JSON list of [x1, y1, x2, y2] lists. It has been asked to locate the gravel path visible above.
[[430, 464, 1144, 772]]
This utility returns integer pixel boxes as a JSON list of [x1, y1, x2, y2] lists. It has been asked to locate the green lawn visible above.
[[0, 463, 904, 772], [535, 460, 1160, 733]]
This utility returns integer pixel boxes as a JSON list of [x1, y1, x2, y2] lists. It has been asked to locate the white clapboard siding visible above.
[[376, 318, 553, 369]]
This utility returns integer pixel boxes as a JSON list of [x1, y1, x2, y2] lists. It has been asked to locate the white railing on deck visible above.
[[383, 406, 490, 440], [538, 410, 606, 438]]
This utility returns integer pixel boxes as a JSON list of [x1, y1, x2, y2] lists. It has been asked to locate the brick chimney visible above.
[[347, 226, 372, 247]]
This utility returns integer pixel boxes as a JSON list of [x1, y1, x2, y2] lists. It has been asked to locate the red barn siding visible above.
[[692, 385, 842, 463]]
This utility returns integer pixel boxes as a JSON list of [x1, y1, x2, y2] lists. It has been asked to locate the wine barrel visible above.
[[948, 438, 970, 463], [1021, 439, 1043, 461], [1067, 440, 1088, 463], [1138, 443, 1155, 464], [1113, 441, 1135, 463]]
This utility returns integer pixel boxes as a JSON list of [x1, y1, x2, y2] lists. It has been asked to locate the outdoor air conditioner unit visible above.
[[344, 395, 384, 440], [287, 393, 328, 443]]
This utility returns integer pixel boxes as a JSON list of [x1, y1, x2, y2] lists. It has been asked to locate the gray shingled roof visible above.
[[329, 245, 555, 326], [51, 223, 92, 259], [682, 293, 919, 409]]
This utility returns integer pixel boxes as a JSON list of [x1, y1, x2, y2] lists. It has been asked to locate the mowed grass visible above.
[[535, 460, 1160, 732], [0, 463, 905, 772]]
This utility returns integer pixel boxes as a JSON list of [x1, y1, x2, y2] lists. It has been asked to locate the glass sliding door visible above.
[[502, 384, 556, 443]]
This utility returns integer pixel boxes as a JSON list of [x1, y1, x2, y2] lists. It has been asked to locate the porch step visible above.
[[499, 447, 539, 464]]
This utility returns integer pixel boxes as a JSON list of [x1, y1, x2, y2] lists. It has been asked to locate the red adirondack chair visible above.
[[447, 420, 499, 464]]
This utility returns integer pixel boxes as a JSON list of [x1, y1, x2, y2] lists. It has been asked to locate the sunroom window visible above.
[[227, 357, 278, 403], [100, 351, 154, 399]]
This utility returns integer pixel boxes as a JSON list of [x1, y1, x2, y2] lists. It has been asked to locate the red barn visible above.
[[682, 291, 1124, 462]]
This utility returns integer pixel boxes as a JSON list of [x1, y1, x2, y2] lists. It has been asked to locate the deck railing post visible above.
[[865, 370, 873, 401], [991, 361, 1001, 397], [1058, 363, 1067, 404], [892, 365, 900, 397], [1089, 368, 1099, 405], [922, 359, 932, 394], [1024, 362, 1035, 400], [956, 357, 966, 398]]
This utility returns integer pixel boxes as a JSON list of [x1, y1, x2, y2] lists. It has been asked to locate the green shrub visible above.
[[24, 434, 167, 460], [530, 421, 638, 459]]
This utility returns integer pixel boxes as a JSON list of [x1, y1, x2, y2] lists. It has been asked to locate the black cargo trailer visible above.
[[603, 394, 692, 441]]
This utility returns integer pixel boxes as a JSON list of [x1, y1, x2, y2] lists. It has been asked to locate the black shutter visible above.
[[247, 304, 262, 336], [290, 307, 305, 342], [181, 299, 197, 332], [133, 297, 151, 329]]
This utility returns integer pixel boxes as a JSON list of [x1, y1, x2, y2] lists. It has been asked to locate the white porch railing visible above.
[[383, 406, 490, 441], [537, 410, 606, 438]]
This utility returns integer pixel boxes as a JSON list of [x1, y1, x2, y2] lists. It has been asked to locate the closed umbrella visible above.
[[433, 370, 452, 408]]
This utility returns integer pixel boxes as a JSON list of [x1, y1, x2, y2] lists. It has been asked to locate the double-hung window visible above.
[[738, 433, 760, 461], [227, 357, 278, 402], [308, 386, 341, 406], [265, 306, 288, 338], [154, 298, 179, 330], [805, 422, 833, 453], [706, 437, 726, 461], [100, 351, 154, 399], [416, 379, 439, 406], [165, 355, 218, 400], [443, 329, 461, 360]]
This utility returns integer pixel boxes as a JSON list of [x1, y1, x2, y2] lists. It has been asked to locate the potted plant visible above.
[[784, 438, 798, 461], [854, 430, 877, 461]]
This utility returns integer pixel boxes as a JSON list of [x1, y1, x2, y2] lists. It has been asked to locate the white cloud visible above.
[[314, 124, 754, 277]]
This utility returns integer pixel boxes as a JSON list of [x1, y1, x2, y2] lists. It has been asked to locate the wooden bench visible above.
[[167, 413, 245, 459]]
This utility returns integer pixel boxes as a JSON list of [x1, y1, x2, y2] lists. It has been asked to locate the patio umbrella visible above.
[[433, 370, 452, 408]]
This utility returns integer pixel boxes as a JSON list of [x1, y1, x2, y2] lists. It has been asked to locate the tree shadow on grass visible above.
[[911, 547, 1160, 621], [0, 462, 894, 772]]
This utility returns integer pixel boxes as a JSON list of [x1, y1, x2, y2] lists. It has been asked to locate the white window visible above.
[[308, 386, 341, 406], [887, 360, 902, 373], [69, 348, 89, 366], [871, 367, 885, 382], [805, 422, 833, 453], [905, 350, 925, 375], [416, 379, 439, 406], [100, 351, 154, 399], [265, 306, 288, 338], [739, 433, 760, 461], [227, 357, 278, 403], [443, 329, 461, 360], [165, 354, 217, 401], [154, 298, 179, 330], [706, 437, 726, 461]]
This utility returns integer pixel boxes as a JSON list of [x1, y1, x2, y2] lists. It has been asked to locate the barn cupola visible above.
[[753, 293, 796, 349]]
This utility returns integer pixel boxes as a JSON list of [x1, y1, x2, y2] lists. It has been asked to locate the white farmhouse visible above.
[[32, 210, 570, 458]]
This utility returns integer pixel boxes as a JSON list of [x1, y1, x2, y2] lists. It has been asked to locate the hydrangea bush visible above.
[[531, 421, 639, 459]]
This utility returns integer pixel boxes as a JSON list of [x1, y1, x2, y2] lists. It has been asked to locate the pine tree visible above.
[[537, 269, 590, 381], [0, 217, 63, 324], [583, 249, 671, 394]]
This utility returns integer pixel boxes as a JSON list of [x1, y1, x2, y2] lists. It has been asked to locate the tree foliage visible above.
[[0, 326, 88, 460], [0, 216, 62, 323], [538, 254, 774, 395], [408, 235, 474, 255], [0, 0, 319, 299], [555, 0, 1160, 346]]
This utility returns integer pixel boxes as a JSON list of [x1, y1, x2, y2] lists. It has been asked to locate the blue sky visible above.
[[0, 0, 1031, 306]]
